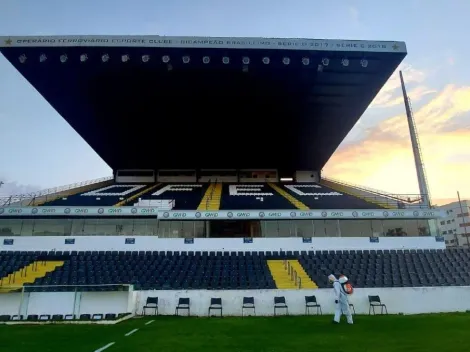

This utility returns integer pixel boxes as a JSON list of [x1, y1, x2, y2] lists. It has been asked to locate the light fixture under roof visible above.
[[262, 57, 270, 64], [360, 58, 368, 68], [39, 53, 47, 63], [282, 57, 290, 65], [302, 57, 310, 66], [142, 55, 150, 63], [121, 54, 130, 63], [222, 56, 230, 64], [18, 54, 27, 64], [80, 54, 88, 62], [182, 56, 190, 64], [60, 54, 68, 63], [202, 56, 210, 64], [242, 56, 250, 65], [162, 55, 170, 63], [101, 54, 110, 63], [341, 58, 349, 67], [321, 57, 329, 66]]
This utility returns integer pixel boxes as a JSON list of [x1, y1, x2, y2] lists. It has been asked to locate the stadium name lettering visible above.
[[392, 211, 405, 217], [139, 208, 156, 214], [8, 208, 22, 214], [173, 213, 187, 218], [41, 208, 56, 214], [108, 209, 122, 213], [362, 211, 375, 217], [75, 209, 89, 214], [268, 212, 282, 217], [16, 39, 111, 44], [180, 39, 224, 45], [205, 212, 219, 218], [237, 212, 251, 218], [330, 212, 343, 217], [299, 212, 314, 217]]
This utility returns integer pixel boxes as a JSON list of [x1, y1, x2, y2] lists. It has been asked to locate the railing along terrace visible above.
[[322, 176, 425, 203], [283, 259, 302, 289], [0, 176, 113, 207], [322, 176, 427, 208]]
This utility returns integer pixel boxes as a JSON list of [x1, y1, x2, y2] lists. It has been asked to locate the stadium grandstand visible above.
[[1, 35, 467, 331]]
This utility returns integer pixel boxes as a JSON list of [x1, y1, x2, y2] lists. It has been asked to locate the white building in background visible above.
[[437, 200, 470, 247]]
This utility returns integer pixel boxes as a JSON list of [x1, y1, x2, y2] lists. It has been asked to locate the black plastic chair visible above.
[[175, 297, 190, 316], [242, 297, 256, 316], [274, 296, 288, 316], [208, 298, 223, 317], [305, 295, 322, 315], [369, 295, 388, 315], [142, 297, 159, 316]]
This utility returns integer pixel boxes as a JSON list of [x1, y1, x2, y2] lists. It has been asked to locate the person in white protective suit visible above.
[[328, 274, 353, 324]]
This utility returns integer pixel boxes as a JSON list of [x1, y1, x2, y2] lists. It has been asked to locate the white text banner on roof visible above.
[[0, 36, 407, 53], [0, 207, 441, 219]]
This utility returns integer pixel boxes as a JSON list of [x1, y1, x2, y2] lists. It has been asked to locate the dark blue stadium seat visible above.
[[219, 184, 296, 210], [281, 183, 382, 209], [4, 248, 466, 292], [298, 248, 470, 288], [0, 252, 38, 284], [44, 184, 149, 206], [134, 183, 210, 210]]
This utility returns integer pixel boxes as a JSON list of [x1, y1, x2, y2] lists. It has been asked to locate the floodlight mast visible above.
[[400, 71, 431, 208]]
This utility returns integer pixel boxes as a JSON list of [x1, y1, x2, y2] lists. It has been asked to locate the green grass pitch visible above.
[[0, 314, 469, 351]]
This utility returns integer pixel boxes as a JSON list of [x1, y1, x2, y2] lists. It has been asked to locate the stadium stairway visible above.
[[0, 261, 64, 292], [320, 179, 392, 209], [115, 184, 160, 206], [267, 260, 317, 289], [286, 260, 318, 289], [268, 183, 309, 210], [198, 182, 222, 211]]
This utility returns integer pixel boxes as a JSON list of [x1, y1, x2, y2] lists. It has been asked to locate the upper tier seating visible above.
[[1, 249, 469, 291], [45, 184, 150, 207], [220, 184, 297, 210], [281, 183, 381, 209], [42, 183, 382, 209], [132, 184, 209, 210], [43, 183, 210, 209]]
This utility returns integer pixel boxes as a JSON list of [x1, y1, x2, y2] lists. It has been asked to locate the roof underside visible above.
[[0, 36, 407, 174]]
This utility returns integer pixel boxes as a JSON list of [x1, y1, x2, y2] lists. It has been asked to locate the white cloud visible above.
[[348, 6, 360, 24], [370, 64, 428, 108]]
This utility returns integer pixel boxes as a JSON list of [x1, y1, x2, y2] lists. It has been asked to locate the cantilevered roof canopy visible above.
[[0, 36, 406, 174]]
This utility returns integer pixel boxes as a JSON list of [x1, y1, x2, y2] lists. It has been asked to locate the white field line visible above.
[[94, 342, 115, 352], [145, 320, 155, 325], [125, 328, 139, 336]]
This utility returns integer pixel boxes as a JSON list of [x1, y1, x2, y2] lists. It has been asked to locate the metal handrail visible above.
[[283, 259, 302, 289], [0, 176, 113, 207], [322, 176, 424, 203], [321, 177, 429, 208]]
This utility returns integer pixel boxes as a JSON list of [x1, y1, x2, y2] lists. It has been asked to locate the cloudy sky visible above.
[[0, 0, 469, 205]]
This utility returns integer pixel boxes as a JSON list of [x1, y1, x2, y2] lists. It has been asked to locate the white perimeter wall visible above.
[[0, 236, 445, 252], [2, 287, 470, 317], [0, 291, 134, 317], [137, 287, 470, 316]]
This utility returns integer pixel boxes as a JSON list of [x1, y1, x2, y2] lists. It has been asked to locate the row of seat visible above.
[[43, 182, 382, 209], [1, 249, 468, 291], [143, 295, 388, 316], [0, 312, 130, 322]]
